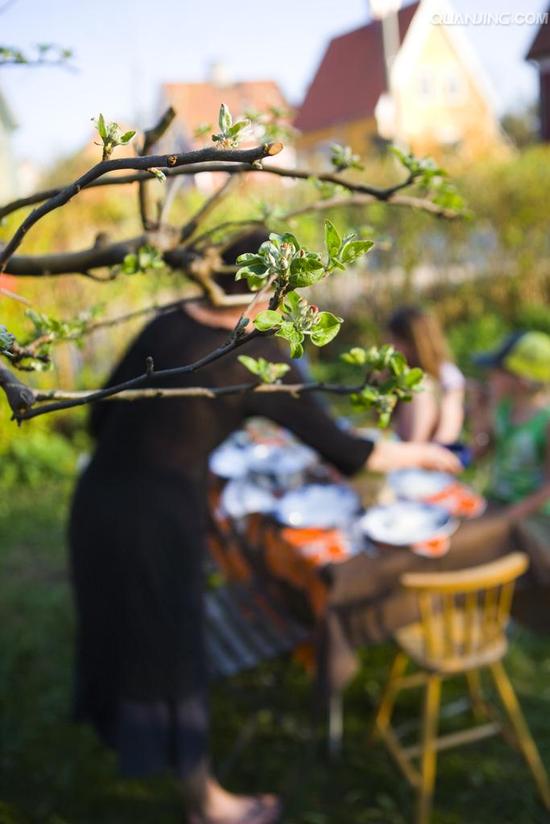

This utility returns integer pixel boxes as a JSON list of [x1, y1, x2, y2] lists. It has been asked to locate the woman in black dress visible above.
[[69, 236, 459, 824]]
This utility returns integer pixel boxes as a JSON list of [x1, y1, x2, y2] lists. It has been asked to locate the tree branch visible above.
[[180, 176, 236, 242], [14, 373, 376, 422], [33, 379, 367, 403], [4, 327, 265, 421], [138, 106, 176, 230], [0, 142, 283, 272], [0, 365, 36, 418], [0, 162, 435, 222]]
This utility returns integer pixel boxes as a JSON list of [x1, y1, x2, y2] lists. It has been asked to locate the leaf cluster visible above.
[[236, 222, 373, 293], [0, 324, 15, 355], [211, 104, 250, 149], [390, 146, 466, 212], [0, 43, 73, 65], [341, 344, 424, 427], [237, 355, 290, 383], [254, 291, 343, 359], [93, 113, 136, 160], [244, 106, 298, 144], [115, 244, 166, 277], [330, 143, 363, 172]]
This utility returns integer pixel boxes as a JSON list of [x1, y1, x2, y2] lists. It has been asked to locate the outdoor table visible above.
[[207, 473, 550, 752]]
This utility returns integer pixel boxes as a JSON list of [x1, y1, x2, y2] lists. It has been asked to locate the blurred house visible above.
[[526, 6, 550, 141], [295, 0, 505, 164], [158, 65, 295, 190], [0, 88, 18, 201]]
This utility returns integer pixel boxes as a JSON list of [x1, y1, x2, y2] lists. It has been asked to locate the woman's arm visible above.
[[395, 384, 438, 442], [367, 440, 462, 474], [243, 338, 461, 477], [433, 387, 465, 444]]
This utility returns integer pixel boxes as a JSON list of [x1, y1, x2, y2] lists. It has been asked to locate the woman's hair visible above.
[[387, 306, 451, 378]]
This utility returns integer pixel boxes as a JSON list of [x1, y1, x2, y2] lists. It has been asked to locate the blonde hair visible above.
[[388, 307, 451, 379]]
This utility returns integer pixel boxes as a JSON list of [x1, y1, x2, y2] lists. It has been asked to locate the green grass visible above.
[[1, 482, 550, 823]]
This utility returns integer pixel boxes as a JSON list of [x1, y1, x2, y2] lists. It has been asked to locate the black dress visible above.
[[69, 308, 373, 779]]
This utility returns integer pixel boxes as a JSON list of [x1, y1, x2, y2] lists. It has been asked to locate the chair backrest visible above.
[[400, 553, 529, 662]]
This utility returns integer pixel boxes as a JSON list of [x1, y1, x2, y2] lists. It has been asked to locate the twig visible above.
[[2, 327, 264, 420], [33, 381, 365, 402], [6, 295, 206, 367], [0, 284, 31, 304], [20, 375, 372, 422], [180, 176, 236, 242], [138, 106, 176, 230], [0, 162, 448, 222], [0, 142, 283, 273]]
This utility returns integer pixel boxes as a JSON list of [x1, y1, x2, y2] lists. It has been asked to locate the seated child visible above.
[[472, 330, 550, 521]]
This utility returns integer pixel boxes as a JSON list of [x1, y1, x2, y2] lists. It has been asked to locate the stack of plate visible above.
[[274, 484, 361, 529], [357, 501, 458, 546]]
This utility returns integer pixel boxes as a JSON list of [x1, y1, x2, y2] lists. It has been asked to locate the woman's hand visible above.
[[366, 440, 462, 475]]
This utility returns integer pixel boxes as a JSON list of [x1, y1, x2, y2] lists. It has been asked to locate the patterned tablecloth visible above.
[[206, 469, 543, 695]]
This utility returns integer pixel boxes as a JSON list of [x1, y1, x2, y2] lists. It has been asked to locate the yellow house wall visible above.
[[297, 22, 507, 164], [296, 117, 378, 165], [395, 21, 507, 161]]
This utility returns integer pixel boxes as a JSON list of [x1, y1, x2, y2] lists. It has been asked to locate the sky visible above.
[[1, 0, 547, 166]]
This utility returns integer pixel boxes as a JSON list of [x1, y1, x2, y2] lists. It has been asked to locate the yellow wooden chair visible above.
[[371, 552, 550, 824]]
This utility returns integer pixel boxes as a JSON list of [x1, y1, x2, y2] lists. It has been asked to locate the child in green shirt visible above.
[[473, 330, 550, 520]]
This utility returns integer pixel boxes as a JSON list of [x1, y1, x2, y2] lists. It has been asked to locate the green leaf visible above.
[[235, 269, 265, 292], [120, 130, 136, 144], [324, 220, 341, 259], [238, 355, 262, 377], [289, 263, 326, 288], [280, 232, 300, 251], [403, 367, 424, 388], [97, 113, 107, 140], [310, 312, 343, 347], [121, 253, 138, 274], [236, 252, 267, 268], [282, 290, 303, 316], [341, 347, 367, 366], [0, 325, 15, 353], [239, 356, 291, 383], [389, 351, 407, 376], [341, 239, 374, 265], [254, 310, 283, 332], [227, 120, 249, 138], [276, 322, 304, 358], [267, 362, 291, 381], [149, 167, 166, 182], [219, 103, 232, 132]]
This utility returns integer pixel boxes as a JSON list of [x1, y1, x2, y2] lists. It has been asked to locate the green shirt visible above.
[[488, 399, 550, 515]]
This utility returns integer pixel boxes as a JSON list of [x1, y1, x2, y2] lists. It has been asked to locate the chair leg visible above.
[[417, 674, 441, 824], [370, 650, 408, 744], [489, 661, 550, 810], [466, 669, 486, 721], [328, 691, 343, 759]]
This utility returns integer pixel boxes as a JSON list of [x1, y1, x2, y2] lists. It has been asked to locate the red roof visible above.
[[526, 5, 550, 61], [295, 2, 419, 133], [162, 80, 289, 143]]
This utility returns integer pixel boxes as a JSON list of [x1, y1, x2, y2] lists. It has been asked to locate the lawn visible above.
[[1, 482, 550, 824]]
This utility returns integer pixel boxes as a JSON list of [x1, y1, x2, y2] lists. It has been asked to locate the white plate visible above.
[[220, 479, 276, 519], [209, 442, 250, 479], [274, 484, 360, 529], [357, 501, 458, 546], [247, 442, 318, 477], [388, 469, 455, 501]]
